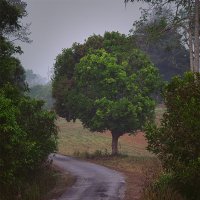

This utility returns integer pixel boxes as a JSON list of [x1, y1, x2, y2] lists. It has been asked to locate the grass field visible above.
[[57, 104, 166, 158], [57, 118, 152, 157]]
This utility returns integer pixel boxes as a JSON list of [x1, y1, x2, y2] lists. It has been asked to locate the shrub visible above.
[[141, 184, 185, 200], [145, 72, 200, 199], [73, 149, 110, 159], [0, 90, 57, 199], [0, 93, 29, 197], [17, 97, 57, 170]]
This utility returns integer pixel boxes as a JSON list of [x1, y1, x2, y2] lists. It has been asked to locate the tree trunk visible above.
[[187, 0, 195, 71], [194, 0, 200, 72], [111, 132, 120, 155], [188, 27, 194, 71]]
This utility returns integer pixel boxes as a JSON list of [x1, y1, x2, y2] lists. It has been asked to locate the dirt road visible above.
[[50, 154, 125, 200]]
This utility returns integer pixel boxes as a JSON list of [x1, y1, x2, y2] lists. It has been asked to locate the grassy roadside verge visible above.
[[43, 166, 76, 200], [19, 166, 75, 200], [0, 165, 75, 200], [84, 155, 161, 200]]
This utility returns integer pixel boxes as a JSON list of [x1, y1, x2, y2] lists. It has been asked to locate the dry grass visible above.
[[44, 166, 76, 200], [141, 186, 185, 200], [84, 155, 161, 200], [57, 118, 151, 157]]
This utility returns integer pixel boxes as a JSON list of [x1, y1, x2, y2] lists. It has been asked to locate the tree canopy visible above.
[[125, 0, 200, 72], [130, 5, 190, 80], [52, 32, 161, 155], [52, 32, 136, 121]]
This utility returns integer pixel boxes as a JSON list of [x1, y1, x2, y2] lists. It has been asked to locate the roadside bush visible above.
[[17, 97, 57, 170], [0, 93, 30, 197], [141, 184, 185, 200], [73, 149, 110, 159], [0, 89, 57, 199], [145, 72, 200, 199]]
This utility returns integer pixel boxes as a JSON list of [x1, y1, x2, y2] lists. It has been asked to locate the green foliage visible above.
[[52, 31, 136, 121], [73, 49, 160, 134], [0, 93, 27, 187], [145, 72, 200, 199], [0, 0, 23, 34], [0, 54, 27, 91], [17, 97, 57, 167], [0, 90, 57, 198], [0, 1, 27, 92]]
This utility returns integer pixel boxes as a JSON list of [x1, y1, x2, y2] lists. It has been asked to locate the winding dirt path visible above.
[[50, 154, 126, 200]]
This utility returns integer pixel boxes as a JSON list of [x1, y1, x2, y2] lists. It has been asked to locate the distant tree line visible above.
[[25, 69, 47, 87], [25, 70, 53, 109], [28, 82, 54, 109]]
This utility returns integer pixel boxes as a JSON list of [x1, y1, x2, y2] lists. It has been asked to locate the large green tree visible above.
[[53, 46, 161, 155]]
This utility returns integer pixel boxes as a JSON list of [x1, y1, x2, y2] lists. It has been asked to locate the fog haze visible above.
[[19, 0, 144, 78]]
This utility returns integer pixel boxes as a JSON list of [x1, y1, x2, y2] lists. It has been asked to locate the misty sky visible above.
[[19, 0, 145, 79]]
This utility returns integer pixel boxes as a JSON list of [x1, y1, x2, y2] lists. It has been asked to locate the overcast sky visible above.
[[18, 0, 145, 79]]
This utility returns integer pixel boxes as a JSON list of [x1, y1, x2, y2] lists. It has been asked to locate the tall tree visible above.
[[125, 0, 200, 72], [130, 5, 190, 80], [194, 0, 199, 72], [73, 49, 161, 155], [53, 34, 161, 155], [0, 0, 27, 91]]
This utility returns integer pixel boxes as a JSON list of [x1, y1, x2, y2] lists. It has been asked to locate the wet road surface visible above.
[[50, 154, 125, 200]]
